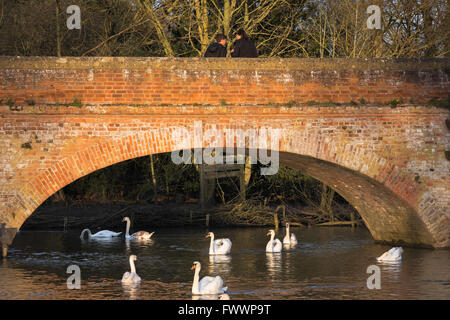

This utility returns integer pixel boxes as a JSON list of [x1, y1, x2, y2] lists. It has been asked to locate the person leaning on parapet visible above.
[[231, 29, 258, 58], [204, 33, 227, 57]]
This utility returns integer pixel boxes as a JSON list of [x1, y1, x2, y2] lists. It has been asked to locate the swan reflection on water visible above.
[[121, 282, 140, 300], [266, 252, 282, 278], [192, 293, 230, 300], [125, 238, 154, 252], [208, 255, 232, 274], [378, 260, 402, 279], [80, 236, 122, 249]]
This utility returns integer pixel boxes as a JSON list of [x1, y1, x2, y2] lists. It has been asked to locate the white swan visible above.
[[206, 232, 232, 255], [192, 293, 230, 300], [283, 223, 298, 245], [191, 261, 228, 295], [123, 217, 155, 240], [377, 247, 403, 262], [80, 228, 121, 239], [122, 255, 141, 284], [266, 229, 282, 253]]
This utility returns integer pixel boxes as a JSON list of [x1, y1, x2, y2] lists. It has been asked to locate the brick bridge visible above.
[[0, 57, 449, 256]]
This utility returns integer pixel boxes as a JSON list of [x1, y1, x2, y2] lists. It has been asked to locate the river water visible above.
[[0, 227, 448, 300]]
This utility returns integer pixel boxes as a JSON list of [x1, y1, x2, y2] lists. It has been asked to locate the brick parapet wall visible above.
[[1, 57, 448, 106]]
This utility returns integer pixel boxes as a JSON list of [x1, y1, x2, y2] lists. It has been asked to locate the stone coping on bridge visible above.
[[0, 104, 448, 116], [1, 56, 449, 71], [1, 56, 449, 107]]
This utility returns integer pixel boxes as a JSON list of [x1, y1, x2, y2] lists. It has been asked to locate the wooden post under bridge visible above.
[[199, 156, 247, 213]]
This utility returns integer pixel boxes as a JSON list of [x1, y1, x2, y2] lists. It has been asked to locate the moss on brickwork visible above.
[[389, 99, 403, 108], [1, 104, 447, 116], [1, 57, 448, 108], [71, 98, 83, 108], [21, 142, 32, 149]]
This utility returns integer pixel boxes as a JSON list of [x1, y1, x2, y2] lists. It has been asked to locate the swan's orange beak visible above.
[[266, 232, 271, 236], [191, 265, 196, 270], [205, 234, 210, 238]]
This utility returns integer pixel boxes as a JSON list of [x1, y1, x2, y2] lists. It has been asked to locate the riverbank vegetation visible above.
[[1, 0, 448, 58]]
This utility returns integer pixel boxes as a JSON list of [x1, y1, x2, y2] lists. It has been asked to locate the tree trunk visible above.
[[140, 0, 175, 57], [194, 0, 209, 55], [374, 0, 384, 57], [244, 155, 252, 186], [55, 0, 61, 57], [320, 182, 335, 221], [320, 182, 327, 210], [423, 5, 437, 57], [150, 155, 158, 203], [165, 169, 170, 199], [327, 188, 335, 222]]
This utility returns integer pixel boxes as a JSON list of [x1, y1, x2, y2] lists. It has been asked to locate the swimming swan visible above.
[[121, 255, 141, 284], [377, 247, 403, 262], [266, 229, 282, 253], [123, 217, 154, 240], [206, 232, 232, 255], [191, 261, 227, 295], [283, 223, 298, 246], [80, 229, 121, 239]]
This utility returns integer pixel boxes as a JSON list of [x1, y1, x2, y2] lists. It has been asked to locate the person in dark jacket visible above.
[[204, 34, 227, 57], [231, 29, 258, 58]]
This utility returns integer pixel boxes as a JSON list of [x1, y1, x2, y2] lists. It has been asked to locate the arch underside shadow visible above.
[[279, 152, 434, 247], [6, 147, 435, 248]]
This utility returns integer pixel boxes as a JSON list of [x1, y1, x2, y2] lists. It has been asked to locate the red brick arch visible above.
[[1, 57, 449, 249], [1, 117, 444, 248]]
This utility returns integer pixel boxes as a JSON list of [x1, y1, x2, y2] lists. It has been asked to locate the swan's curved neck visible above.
[[192, 265, 201, 294], [286, 225, 290, 236], [81, 229, 92, 238], [125, 220, 130, 237], [209, 234, 215, 254], [129, 257, 136, 273], [270, 232, 275, 242]]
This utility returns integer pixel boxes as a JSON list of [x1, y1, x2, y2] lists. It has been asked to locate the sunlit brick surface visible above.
[[0, 57, 448, 248]]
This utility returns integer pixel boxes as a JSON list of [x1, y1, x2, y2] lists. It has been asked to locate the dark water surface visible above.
[[0, 227, 448, 300]]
